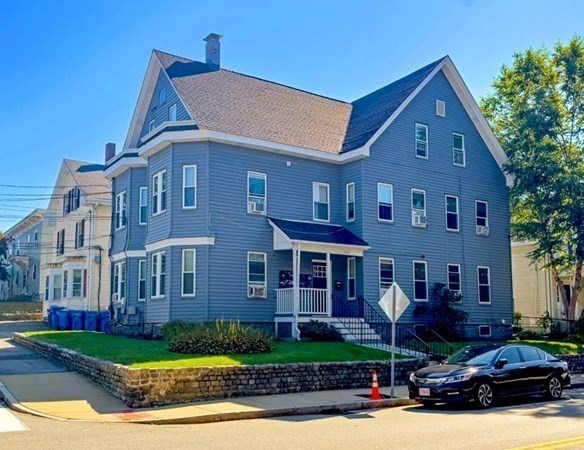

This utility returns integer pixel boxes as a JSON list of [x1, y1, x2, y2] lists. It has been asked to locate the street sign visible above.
[[378, 283, 410, 322]]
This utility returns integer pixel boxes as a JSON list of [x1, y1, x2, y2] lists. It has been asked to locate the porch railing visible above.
[[275, 288, 329, 314]]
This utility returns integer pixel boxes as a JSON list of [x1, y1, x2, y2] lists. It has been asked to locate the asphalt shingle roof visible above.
[[153, 50, 446, 154], [63, 159, 110, 203], [269, 217, 369, 247]]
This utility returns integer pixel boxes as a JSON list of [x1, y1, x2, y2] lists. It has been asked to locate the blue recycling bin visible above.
[[84, 311, 98, 332], [57, 309, 72, 330], [97, 310, 111, 333], [49, 306, 64, 328], [71, 310, 85, 331]]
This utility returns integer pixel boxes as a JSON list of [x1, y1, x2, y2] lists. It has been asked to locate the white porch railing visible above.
[[276, 288, 329, 314]]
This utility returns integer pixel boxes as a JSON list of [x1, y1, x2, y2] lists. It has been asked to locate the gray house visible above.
[[105, 34, 513, 340]]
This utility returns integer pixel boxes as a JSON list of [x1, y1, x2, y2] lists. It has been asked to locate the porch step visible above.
[[330, 317, 385, 345]]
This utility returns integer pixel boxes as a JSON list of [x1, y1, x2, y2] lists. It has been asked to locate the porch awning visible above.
[[268, 217, 370, 257]]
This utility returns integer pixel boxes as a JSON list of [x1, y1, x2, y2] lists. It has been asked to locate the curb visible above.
[[0, 382, 66, 422]]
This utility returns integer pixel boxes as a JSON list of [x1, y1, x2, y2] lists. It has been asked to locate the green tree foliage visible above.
[[0, 232, 9, 282], [414, 283, 468, 340], [481, 36, 584, 320]]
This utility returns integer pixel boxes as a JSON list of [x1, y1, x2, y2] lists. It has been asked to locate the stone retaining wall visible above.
[[12, 333, 425, 408], [557, 354, 584, 375]]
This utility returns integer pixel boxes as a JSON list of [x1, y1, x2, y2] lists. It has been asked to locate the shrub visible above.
[[512, 330, 543, 341], [299, 320, 344, 342], [413, 283, 468, 340], [164, 319, 273, 355]]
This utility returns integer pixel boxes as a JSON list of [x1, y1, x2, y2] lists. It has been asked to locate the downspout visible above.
[[87, 207, 94, 311], [205, 143, 211, 321], [96, 246, 103, 311]]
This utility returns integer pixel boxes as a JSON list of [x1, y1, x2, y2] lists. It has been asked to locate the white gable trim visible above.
[[104, 156, 147, 180], [145, 237, 215, 253]]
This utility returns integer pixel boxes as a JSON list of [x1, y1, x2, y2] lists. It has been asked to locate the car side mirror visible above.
[[495, 358, 508, 369]]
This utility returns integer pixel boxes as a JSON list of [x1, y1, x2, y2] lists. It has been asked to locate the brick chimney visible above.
[[105, 142, 116, 163], [204, 33, 222, 71]]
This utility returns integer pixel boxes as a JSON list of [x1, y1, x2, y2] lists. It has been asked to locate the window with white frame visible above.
[[168, 103, 177, 122], [53, 274, 62, 300], [75, 219, 85, 248], [415, 123, 428, 158], [313, 182, 330, 222], [447, 264, 461, 295], [379, 257, 394, 297], [347, 257, 356, 300], [436, 100, 446, 117], [45, 275, 50, 300], [151, 252, 166, 298], [248, 172, 266, 214], [413, 261, 428, 301], [183, 165, 197, 209], [346, 182, 355, 222], [148, 119, 156, 133], [159, 87, 166, 105], [378, 183, 393, 222], [182, 249, 196, 297], [138, 260, 146, 301], [247, 252, 266, 298], [113, 261, 126, 303], [478, 266, 491, 304], [453, 133, 465, 166], [152, 170, 167, 215], [411, 189, 427, 226], [479, 325, 491, 337], [139, 187, 148, 225], [72, 269, 83, 297], [445, 195, 459, 231], [115, 191, 127, 229], [476, 201, 489, 234], [62, 271, 68, 298]]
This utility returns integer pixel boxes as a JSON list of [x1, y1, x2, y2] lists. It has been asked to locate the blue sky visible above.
[[1, 0, 582, 230]]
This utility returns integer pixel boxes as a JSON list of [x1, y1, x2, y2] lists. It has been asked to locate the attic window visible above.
[[149, 120, 156, 133], [436, 100, 446, 117], [159, 88, 166, 105]]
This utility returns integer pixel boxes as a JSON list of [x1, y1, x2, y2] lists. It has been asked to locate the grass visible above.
[[446, 340, 583, 356], [24, 331, 404, 369]]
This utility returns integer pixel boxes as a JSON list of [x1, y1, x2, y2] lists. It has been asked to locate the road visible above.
[[2, 392, 584, 450]]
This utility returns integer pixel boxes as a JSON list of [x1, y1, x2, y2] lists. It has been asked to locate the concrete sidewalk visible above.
[[0, 370, 412, 424]]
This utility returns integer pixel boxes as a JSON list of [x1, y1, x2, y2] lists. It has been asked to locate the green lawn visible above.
[[24, 331, 403, 368], [446, 340, 583, 356]]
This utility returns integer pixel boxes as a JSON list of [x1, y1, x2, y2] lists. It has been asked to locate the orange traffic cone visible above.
[[370, 370, 381, 400]]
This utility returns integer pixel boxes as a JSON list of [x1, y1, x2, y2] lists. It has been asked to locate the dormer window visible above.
[[148, 120, 156, 133], [159, 87, 166, 105]]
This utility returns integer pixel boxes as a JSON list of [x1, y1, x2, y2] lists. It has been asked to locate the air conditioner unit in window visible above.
[[476, 225, 489, 236], [248, 201, 263, 213], [249, 286, 266, 298], [412, 214, 428, 227]]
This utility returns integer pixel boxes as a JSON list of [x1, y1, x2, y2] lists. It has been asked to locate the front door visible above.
[[312, 261, 327, 289]]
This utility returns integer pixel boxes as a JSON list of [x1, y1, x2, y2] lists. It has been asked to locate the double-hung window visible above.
[[138, 260, 146, 301], [453, 133, 465, 167], [447, 264, 462, 296], [168, 103, 177, 122], [313, 182, 330, 222], [247, 252, 267, 298], [148, 119, 156, 133], [56, 229, 65, 255], [75, 220, 85, 248], [139, 187, 148, 225], [53, 274, 62, 300], [347, 257, 356, 300], [478, 266, 491, 304], [45, 275, 50, 300], [445, 195, 459, 231], [413, 261, 428, 301], [115, 191, 127, 229], [476, 201, 489, 235], [415, 123, 428, 158], [32, 264, 37, 280], [346, 182, 355, 222], [378, 183, 393, 222], [182, 249, 196, 297], [183, 165, 197, 209], [72, 269, 83, 297], [248, 172, 266, 214], [411, 189, 427, 226], [152, 171, 167, 215], [379, 257, 394, 298], [62, 271, 68, 298], [151, 252, 166, 299], [113, 261, 126, 303]]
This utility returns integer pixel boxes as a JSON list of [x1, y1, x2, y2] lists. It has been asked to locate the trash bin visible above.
[[49, 306, 64, 328], [84, 311, 98, 332], [57, 309, 72, 330], [71, 310, 85, 331], [97, 310, 111, 333]]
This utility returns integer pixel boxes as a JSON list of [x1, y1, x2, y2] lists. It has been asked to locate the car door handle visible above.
[[519, 366, 527, 369]]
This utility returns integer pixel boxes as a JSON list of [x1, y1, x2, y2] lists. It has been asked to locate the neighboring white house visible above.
[[512, 241, 582, 321], [40, 159, 112, 314]]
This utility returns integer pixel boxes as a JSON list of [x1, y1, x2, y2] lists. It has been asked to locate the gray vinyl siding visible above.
[[360, 70, 512, 331], [139, 69, 191, 140], [169, 246, 208, 322], [119, 257, 146, 324], [145, 147, 172, 245], [110, 170, 130, 255], [144, 247, 170, 323]]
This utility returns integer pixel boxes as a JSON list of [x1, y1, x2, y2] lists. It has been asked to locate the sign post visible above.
[[378, 282, 410, 398]]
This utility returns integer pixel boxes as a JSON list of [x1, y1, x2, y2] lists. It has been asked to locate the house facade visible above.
[[0, 209, 45, 301], [106, 34, 513, 340], [40, 159, 112, 314]]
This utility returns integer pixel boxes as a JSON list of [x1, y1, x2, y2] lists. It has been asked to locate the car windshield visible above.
[[445, 346, 499, 365]]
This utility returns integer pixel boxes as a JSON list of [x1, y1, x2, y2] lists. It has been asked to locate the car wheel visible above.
[[421, 400, 437, 408], [545, 376, 563, 400], [475, 382, 494, 409]]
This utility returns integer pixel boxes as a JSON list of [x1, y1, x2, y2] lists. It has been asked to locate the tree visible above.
[[481, 36, 584, 320], [414, 283, 468, 340], [0, 232, 9, 282]]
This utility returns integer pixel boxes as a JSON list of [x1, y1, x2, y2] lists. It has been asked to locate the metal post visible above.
[[390, 283, 396, 398]]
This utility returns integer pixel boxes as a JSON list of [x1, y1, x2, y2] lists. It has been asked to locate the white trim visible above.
[[475, 200, 489, 230], [379, 257, 395, 295], [115, 191, 127, 230], [144, 237, 215, 253], [312, 182, 330, 223], [377, 182, 394, 223], [148, 119, 156, 133], [445, 195, 460, 232], [436, 99, 446, 117], [137, 259, 146, 301], [413, 260, 428, 302], [447, 263, 462, 297], [346, 182, 355, 223], [111, 250, 147, 262], [415, 123, 429, 159], [347, 256, 356, 300], [139, 186, 148, 225], [247, 171, 267, 215], [182, 165, 197, 209], [411, 188, 427, 227], [152, 169, 167, 216], [452, 132, 466, 167], [181, 249, 196, 297], [247, 251, 267, 299], [477, 265, 491, 305], [478, 325, 492, 338], [150, 250, 166, 299], [113, 260, 126, 304], [104, 156, 147, 180], [168, 103, 177, 122]]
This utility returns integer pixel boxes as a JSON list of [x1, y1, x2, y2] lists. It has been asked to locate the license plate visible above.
[[419, 388, 430, 397]]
